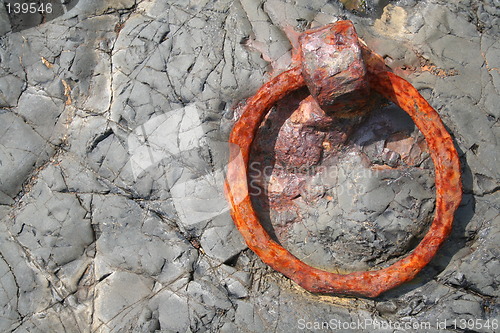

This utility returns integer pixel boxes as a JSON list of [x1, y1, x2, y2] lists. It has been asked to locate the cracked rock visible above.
[[0, 0, 498, 332]]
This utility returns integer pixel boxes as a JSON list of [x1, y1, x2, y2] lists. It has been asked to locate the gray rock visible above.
[[0, 255, 20, 331], [91, 195, 197, 283], [11, 178, 94, 271], [16, 88, 65, 144], [438, 195, 500, 297], [0, 222, 54, 330], [0, 112, 52, 204], [156, 289, 190, 332], [200, 213, 247, 263], [0, 0, 498, 332], [0, 74, 25, 107], [92, 271, 154, 331]]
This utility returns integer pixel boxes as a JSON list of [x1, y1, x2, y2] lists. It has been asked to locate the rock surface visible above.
[[0, 0, 498, 332]]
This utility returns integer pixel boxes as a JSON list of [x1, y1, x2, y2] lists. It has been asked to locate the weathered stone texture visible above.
[[0, 0, 497, 331]]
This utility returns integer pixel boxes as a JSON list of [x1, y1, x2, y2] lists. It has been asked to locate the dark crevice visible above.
[[98, 272, 112, 282], [87, 128, 114, 153], [223, 252, 240, 267]]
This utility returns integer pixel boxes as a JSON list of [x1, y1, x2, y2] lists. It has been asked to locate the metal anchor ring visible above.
[[225, 21, 462, 297]]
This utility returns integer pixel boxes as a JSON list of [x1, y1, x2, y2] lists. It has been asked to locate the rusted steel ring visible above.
[[225, 29, 462, 298]]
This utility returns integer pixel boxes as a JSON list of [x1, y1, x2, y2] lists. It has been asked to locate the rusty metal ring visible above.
[[225, 23, 462, 298]]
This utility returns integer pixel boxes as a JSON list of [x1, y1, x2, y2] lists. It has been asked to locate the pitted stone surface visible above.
[[0, 0, 497, 332]]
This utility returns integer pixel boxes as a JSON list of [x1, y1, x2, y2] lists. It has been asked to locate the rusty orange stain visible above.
[[61, 79, 72, 105]]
